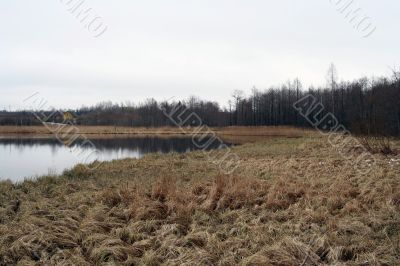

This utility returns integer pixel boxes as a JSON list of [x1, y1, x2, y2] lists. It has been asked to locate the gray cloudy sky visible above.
[[0, 0, 398, 110]]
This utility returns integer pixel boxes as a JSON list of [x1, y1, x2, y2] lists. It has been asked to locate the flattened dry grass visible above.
[[1, 135, 400, 265]]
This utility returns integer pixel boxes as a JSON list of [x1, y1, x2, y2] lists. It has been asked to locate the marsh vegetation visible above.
[[1, 129, 399, 265]]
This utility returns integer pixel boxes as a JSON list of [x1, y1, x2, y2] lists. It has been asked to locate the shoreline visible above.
[[1, 135, 399, 264], [0, 126, 313, 146]]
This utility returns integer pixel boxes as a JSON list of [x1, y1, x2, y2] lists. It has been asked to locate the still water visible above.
[[0, 136, 227, 182]]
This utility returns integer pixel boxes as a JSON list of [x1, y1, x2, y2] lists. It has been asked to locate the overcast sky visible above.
[[1, 0, 399, 110]]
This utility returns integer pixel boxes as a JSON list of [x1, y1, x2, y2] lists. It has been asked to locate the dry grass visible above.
[[0, 125, 193, 136], [1, 134, 400, 265], [0, 125, 313, 138]]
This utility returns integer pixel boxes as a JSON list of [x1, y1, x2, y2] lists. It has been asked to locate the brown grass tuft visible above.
[[101, 186, 136, 207], [204, 175, 267, 211], [266, 179, 305, 211], [151, 176, 177, 202]]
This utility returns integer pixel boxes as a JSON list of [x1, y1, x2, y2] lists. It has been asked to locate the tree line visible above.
[[1, 65, 399, 136]]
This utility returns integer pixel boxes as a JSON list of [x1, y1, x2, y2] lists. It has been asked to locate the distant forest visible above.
[[2, 65, 400, 136]]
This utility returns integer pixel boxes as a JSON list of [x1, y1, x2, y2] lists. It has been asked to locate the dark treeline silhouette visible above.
[[1, 66, 399, 136]]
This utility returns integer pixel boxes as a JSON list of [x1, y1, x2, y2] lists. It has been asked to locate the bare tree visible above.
[[232, 90, 244, 125], [326, 63, 339, 114]]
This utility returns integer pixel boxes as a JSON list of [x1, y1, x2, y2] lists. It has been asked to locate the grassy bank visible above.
[[1, 134, 400, 265]]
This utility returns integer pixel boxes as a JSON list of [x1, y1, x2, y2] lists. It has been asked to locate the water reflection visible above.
[[0, 136, 229, 182]]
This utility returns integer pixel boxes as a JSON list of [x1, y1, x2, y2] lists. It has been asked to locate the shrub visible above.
[[360, 135, 396, 155]]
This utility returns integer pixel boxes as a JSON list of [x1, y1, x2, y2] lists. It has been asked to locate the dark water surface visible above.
[[0, 136, 228, 182]]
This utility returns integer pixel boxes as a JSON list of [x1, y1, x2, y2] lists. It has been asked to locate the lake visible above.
[[0, 136, 228, 182]]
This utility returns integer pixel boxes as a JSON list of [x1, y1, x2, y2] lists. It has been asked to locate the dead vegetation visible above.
[[0, 125, 195, 136], [359, 135, 398, 155], [1, 135, 400, 265], [0, 125, 313, 139]]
